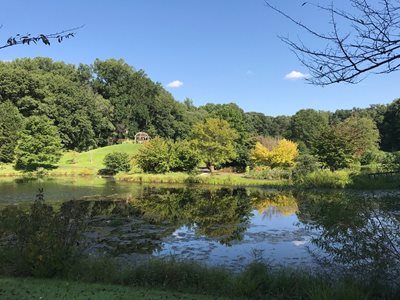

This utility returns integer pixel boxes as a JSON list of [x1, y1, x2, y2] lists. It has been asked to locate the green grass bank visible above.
[[1, 258, 392, 300], [0, 277, 217, 300]]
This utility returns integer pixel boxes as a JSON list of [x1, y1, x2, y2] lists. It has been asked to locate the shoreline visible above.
[[0, 170, 399, 190]]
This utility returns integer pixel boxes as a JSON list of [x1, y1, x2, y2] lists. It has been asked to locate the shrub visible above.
[[134, 138, 173, 173], [360, 150, 387, 165], [103, 152, 131, 174], [247, 167, 292, 180], [171, 140, 200, 172], [383, 151, 400, 171], [301, 169, 352, 188], [134, 138, 200, 173], [292, 154, 320, 183]]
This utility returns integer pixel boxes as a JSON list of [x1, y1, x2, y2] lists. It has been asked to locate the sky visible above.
[[0, 0, 399, 116]]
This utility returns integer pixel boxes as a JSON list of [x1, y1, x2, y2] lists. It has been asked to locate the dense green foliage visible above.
[[0, 58, 114, 151], [313, 128, 354, 170], [103, 152, 131, 174], [334, 116, 380, 160], [135, 138, 200, 173], [290, 109, 329, 151], [0, 197, 87, 277], [300, 169, 352, 188], [381, 99, 400, 151], [0, 57, 399, 175], [292, 154, 321, 183], [15, 116, 62, 170], [0, 101, 23, 162], [191, 118, 239, 172]]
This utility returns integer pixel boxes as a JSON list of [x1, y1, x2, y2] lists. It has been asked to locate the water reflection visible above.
[[0, 179, 399, 280], [131, 187, 252, 245], [295, 191, 400, 284]]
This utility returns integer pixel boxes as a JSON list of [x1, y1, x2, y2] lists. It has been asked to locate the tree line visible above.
[[0, 57, 399, 171]]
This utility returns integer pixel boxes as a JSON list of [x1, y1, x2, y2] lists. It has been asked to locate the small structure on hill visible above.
[[135, 132, 150, 144]]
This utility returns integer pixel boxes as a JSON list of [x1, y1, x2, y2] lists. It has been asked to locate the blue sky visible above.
[[0, 0, 399, 116]]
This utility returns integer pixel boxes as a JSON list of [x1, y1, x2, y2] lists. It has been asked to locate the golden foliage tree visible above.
[[251, 139, 298, 168]]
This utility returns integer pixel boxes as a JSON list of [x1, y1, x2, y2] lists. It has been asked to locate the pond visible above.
[[0, 177, 399, 279]]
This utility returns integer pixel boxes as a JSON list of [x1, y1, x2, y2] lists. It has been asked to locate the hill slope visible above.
[[57, 143, 142, 170]]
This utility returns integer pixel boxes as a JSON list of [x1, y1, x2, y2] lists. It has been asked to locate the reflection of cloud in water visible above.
[[292, 240, 307, 246]]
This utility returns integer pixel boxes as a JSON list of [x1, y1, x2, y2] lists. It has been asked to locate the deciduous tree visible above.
[[0, 101, 23, 162], [290, 109, 329, 151], [191, 118, 239, 172], [15, 116, 62, 170], [251, 139, 298, 168], [334, 116, 380, 160]]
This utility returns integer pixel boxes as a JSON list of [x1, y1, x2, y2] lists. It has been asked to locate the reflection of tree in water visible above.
[[73, 199, 177, 256], [133, 187, 253, 245], [0, 199, 92, 276], [187, 188, 252, 245], [251, 192, 298, 219], [296, 191, 400, 286]]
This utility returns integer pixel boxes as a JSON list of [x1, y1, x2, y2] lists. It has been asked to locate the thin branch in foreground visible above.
[[0, 25, 84, 51], [265, 1, 400, 85]]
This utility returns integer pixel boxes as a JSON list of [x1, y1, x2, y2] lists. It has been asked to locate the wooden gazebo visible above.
[[134, 132, 150, 144]]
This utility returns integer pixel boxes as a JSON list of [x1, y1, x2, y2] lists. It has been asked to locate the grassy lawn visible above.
[[50, 143, 142, 176], [0, 164, 20, 177], [116, 172, 289, 187], [57, 143, 142, 169], [0, 144, 143, 177], [0, 277, 218, 300]]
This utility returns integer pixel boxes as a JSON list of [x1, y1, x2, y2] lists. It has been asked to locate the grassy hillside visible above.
[[58, 143, 142, 168], [49, 143, 142, 176], [0, 143, 144, 177]]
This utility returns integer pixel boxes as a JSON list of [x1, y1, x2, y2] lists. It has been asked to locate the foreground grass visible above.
[[0, 277, 217, 300], [0, 258, 380, 300]]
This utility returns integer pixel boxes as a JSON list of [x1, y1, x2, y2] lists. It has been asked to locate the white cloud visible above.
[[167, 80, 183, 88], [246, 70, 254, 76], [285, 71, 308, 80]]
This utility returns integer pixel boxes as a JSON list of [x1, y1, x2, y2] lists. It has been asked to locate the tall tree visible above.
[[15, 116, 62, 170], [191, 118, 239, 172], [0, 58, 114, 151], [290, 109, 329, 151], [313, 128, 354, 170], [92, 58, 193, 141], [334, 116, 380, 160], [381, 99, 400, 151], [0, 101, 23, 162], [202, 103, 253, 169]]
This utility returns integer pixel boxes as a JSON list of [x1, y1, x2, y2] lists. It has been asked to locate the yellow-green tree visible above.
[[191, 118, 239, 172], [251, 139, 298, 168]]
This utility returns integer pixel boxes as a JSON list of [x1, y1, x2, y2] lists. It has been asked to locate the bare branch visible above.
[[265, 1, 400, 85], [0, 25, 84, 51]]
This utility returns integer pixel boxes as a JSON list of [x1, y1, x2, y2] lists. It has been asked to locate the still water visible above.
[[0, 177, 399, 276]]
